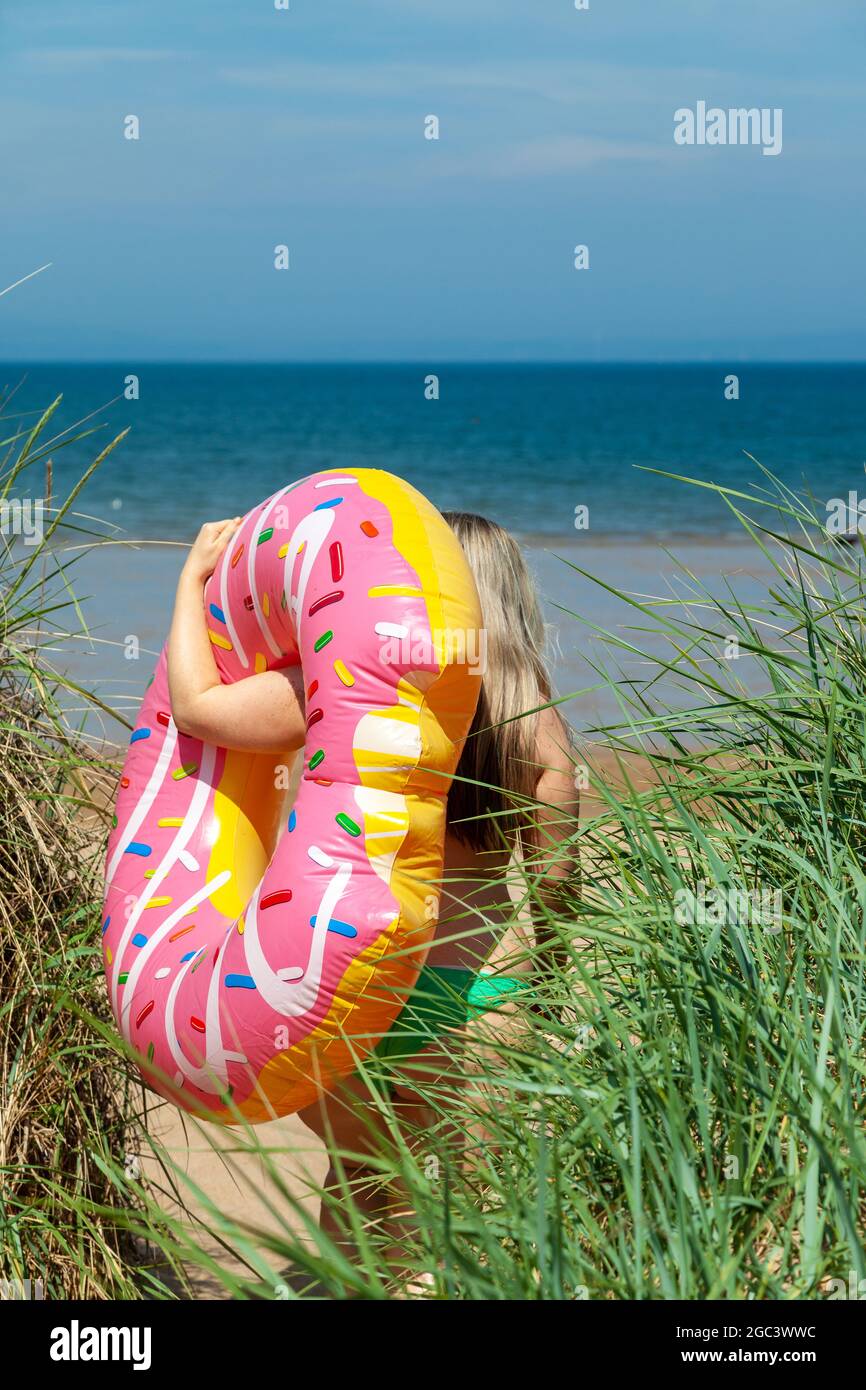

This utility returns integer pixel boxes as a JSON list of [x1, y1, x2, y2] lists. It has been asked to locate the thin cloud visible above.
[[21, 47, 180, 70]]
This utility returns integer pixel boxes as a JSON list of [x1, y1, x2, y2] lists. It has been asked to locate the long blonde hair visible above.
[[442, 511, 554, 853]]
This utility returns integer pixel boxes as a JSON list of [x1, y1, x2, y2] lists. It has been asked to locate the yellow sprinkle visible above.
[[237, 917, 245, 935], [334, 658, 355, 687], [255, 652, 267, 673], [143, 869, 155, 879], [262, 592, 270, 618], [145, 897, 173, 909], [297, 540, 306, 555], [368, 585, 424, 598], [158, 817, 183, 828], [184, 906, 199, 915], [208, 629, 233, 650], [105, 946, 113, 965], [277, 543, 289, 559]]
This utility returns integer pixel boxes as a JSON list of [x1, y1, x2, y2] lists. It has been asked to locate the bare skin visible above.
[[167, 519, 579, 1290]]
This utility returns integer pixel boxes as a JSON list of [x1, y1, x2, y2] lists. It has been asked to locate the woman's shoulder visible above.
[[532, 706, 579, 803]]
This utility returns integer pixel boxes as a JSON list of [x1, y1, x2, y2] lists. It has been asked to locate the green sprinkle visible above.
[[309, 749, 325, 770], [257, 527, 274, 545], [146, 675, 155, 689], [314, 630, 333, 652], [336, 812, 362, 837], [280, 590, 287, 610], [118, 972, 129, 985], [173, 762, 198, 780], [147, 1041, 155, 1063], [112, 814, 118, 828], [191, 950, 207, 975]]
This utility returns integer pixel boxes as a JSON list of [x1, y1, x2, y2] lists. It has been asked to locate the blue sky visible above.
[[2, 0, 864, 361]]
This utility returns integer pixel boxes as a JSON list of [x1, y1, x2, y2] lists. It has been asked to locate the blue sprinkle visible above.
[[225, 974, 256, 989], [314, 497, 342, 510], [131, 932, 148, 948], [310, 914, 358, 939], [130, 728, 151, 744], [180, 950, 196, 963], [102, 916, 111, 936], [288, 809, 297, 832], [125, 842, 152, 857], [209, 602, 226, 623]]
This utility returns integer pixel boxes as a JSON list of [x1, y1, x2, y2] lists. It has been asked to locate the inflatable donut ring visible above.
[[102, 469, 482, 1123]]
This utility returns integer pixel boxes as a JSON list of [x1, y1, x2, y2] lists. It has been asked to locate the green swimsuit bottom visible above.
[[361, 964, 530, 1078]]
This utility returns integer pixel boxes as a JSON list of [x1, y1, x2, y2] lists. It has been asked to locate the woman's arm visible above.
[[524, 707, 581, 973], [166, 518, 306, 755]]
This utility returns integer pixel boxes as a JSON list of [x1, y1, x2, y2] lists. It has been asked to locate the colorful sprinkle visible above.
[[307, 679, 319, 699], [255, 652, 267, 674], [131, 932, 149, 947], [310, 915, 358, 939], [125, 842, 152, 857], [147, 1041, 155, 1063], [130, 728, 151, 744], [190, 1016, 206, 1034], [329, 541, 344, 582], [237, 917, 245, 935], [158, 817, 183, 828], [244, 593, 254, 611], [314, 777, 333, 786], [336, 812, 362, 838], [308, 845, 333, 868], [309, 590, 343, 617], [118, 972, 128, 984], [231, 543, 244, 568], [144, 870, 155, 879], [208, 629, 233, 650], [168, 925, 193, 949], [261, 888, 293, 910], [172, 762, 198, 780], [144, 897, 172, 909], [334, 658, 354, 687], [180, 950, 197, 963], [314, 630, 333, 653], [278, 542, 289, 558], [368, 585, 423, 598], [155, 967, 171, 981], [280, 590, 287, 610], [190, 951, 207, 975], [105, 946, 113, 965], [360, 520, 378, 537], [257, 527, 274, 545], [136, 1001, 155, 1029], [156, 710, 171, 727], [306, 708, 324, 730], [225, 974, 256, 989], [178, 849, 199, 872], [288, 809, 297, 832], [102, 916, 111, 937], [209, 602, 226, 623], [262, 592, 270, 618], [112, 814, 118, 829], [308, 749, 325, 770], [120, 776, 130, 789], [314, 497, 343, 510]]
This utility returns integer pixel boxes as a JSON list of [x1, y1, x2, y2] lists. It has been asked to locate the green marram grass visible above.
[[1, 386, 864, 1299]]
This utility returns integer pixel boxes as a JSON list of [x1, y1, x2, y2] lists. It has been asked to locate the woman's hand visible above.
[[181, 517, 242, 584]]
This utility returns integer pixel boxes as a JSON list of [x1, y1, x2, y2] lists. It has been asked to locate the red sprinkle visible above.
[[231, 544, 244, 568], [169, 922, 196, 942], [308, 590, 343, 617], [157, 710, 171, 727], [314, 778, 333, 786], [307, 679, 319, 699], [243, 593, 254, 611], [120, 776, 130, 789], [360, 520, 378, 537], [329, 541, 344, 582], [261, 889, 293, 910], [190, 1016, 206, 1034], [306, 707, 324, 730], [136, 1000, 155, 1029]]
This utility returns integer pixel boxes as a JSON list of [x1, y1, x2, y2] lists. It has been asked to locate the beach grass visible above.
[[2, 393, 864, 1300]]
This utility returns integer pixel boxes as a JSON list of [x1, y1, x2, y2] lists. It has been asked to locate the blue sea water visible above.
[[1, 363, 863, 541]]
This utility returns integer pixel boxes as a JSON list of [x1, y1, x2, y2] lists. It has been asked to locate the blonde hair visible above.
[[442, 511, 555, 854]]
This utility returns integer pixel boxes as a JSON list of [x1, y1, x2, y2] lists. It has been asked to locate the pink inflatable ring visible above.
[[102, 469, 482, 1123]]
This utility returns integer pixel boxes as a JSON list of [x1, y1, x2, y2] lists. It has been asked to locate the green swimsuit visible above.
[[366, 964, 530, 1069]]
